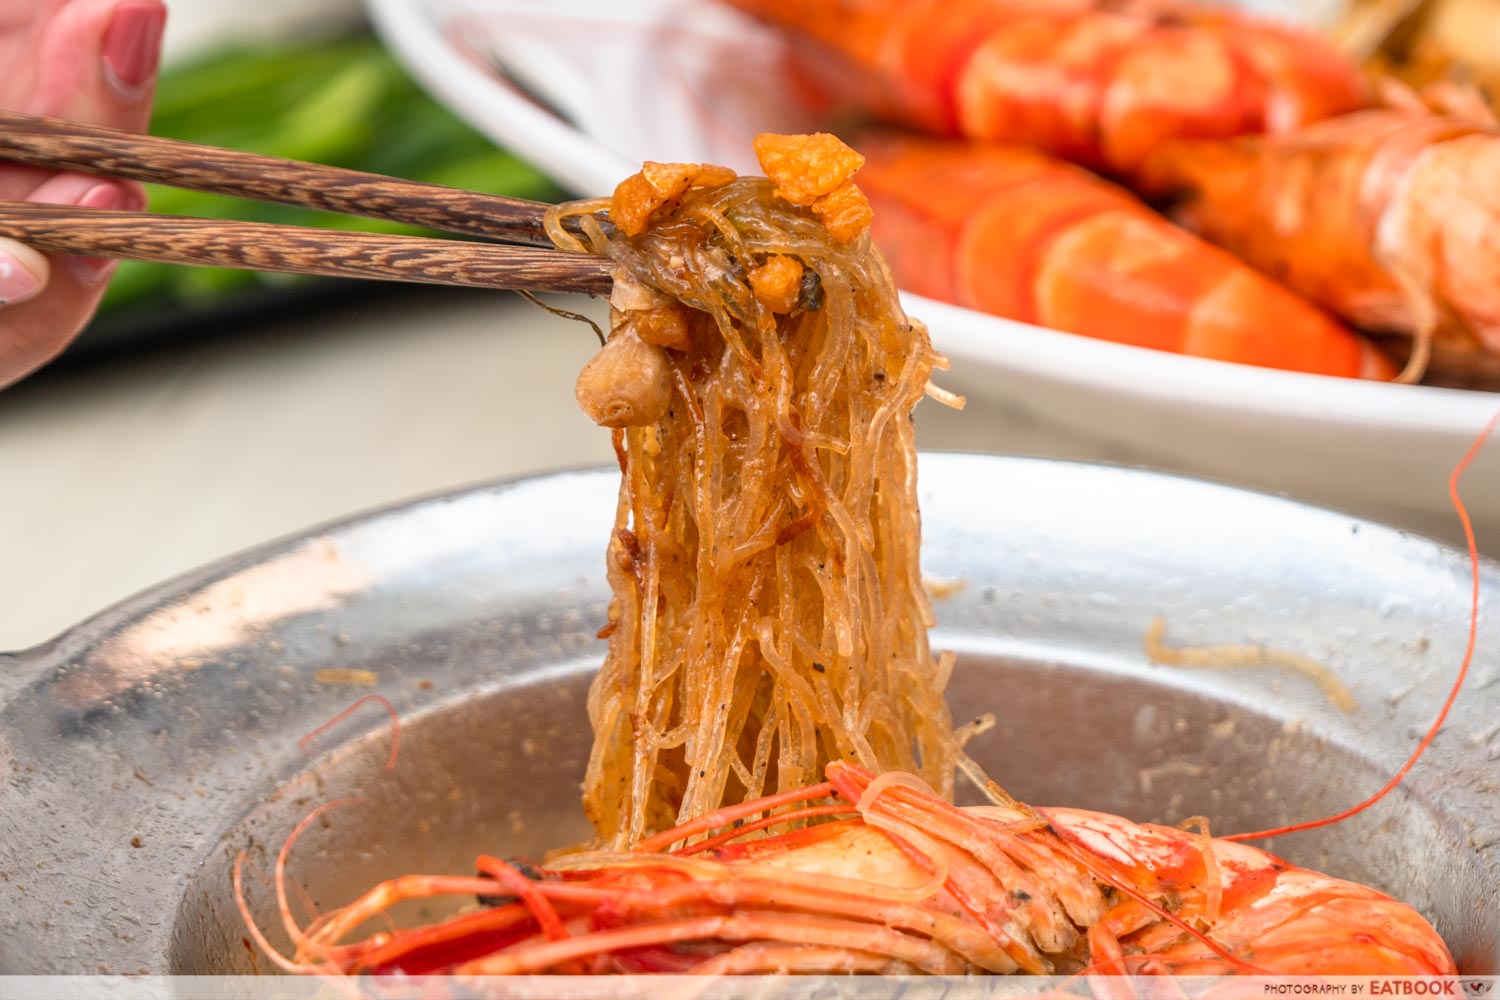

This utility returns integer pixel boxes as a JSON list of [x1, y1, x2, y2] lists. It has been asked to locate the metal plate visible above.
[[1, 455, 1496, 974]]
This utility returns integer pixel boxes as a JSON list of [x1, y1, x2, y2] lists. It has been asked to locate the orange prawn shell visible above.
[[856, 132, 1394, 379], [725, 0, 1367, 174], [267, 763, 1456, 977], [1144, 107, 1500, 362], [1398, 131, 1500, 353]]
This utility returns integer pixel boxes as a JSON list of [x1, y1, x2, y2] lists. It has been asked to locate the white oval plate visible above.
[[364, 0, 1500, 533]]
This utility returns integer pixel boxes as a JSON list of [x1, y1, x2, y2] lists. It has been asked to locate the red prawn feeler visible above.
[[297, 693, 402, 772], [1226, 410, 1500, 845]]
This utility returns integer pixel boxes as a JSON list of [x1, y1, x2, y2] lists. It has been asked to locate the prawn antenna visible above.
[[1225, 409, 1499, 842], [298, 694, 401, 772]]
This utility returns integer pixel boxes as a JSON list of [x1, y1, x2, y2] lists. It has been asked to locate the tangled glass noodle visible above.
[[546, 146, 965, 848]]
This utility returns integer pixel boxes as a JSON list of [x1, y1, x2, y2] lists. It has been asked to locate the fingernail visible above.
[[103, 2, 166, 93], [0, 251, 44, 307], [71, 184, 139, 280], [78, 182, 146, 213]]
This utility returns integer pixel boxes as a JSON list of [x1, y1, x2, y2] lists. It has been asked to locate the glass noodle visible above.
[[547, 177, 963, 848]]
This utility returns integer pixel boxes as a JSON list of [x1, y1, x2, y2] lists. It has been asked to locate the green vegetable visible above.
[[97, 33, 563, 319]]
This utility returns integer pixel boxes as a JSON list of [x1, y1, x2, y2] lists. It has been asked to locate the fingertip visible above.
[[23, 174, 146, 284], [26, 0, 167, 127], [27, 172, 147, 213], [71, 179, 144, 284], [77, 177, 148, 213], [0, 238, 51, 310], [103, 0, 168, 97]]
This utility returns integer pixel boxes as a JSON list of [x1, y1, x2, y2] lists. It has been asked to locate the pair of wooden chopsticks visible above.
[[0, 109, 613, 296]]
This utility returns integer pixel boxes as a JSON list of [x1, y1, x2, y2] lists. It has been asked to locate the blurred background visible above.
[[0, 0, 1495, 651]]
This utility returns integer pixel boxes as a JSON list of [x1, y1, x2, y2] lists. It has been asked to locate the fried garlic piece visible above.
[[633, 306, 694, 351], [611, 161, 738, 236], [749, 255, 805, 314], [753, 132, 872, 243]]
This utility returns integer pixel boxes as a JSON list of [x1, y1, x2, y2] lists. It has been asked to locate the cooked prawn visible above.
[[1140, 85, 1500, 383], [857, 131, 1393, 378], [238, 761, 1455, 977], [723, 0, 1367, 175]]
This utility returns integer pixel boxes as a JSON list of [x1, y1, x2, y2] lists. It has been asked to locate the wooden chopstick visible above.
[[0, 109, 576, 246], [0, 201, 614, 295]]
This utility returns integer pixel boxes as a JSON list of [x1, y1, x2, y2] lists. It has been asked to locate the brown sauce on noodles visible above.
[[547, 135, 965, 848]]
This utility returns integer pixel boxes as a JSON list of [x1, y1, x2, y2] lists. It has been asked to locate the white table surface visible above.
[[0, 3, 1489, 652]]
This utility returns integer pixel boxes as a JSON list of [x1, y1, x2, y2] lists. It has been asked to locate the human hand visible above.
[[0, 0, 166, 387]]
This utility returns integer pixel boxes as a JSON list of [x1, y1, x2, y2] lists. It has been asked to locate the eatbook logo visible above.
[[1463, 983, 1494, 998]]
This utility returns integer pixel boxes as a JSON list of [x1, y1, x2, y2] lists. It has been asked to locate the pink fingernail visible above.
[[0, 251, 44, 307], [103, 2, 166, 92], [78, 182, 146, 213], [70, 183, 142, 280]]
